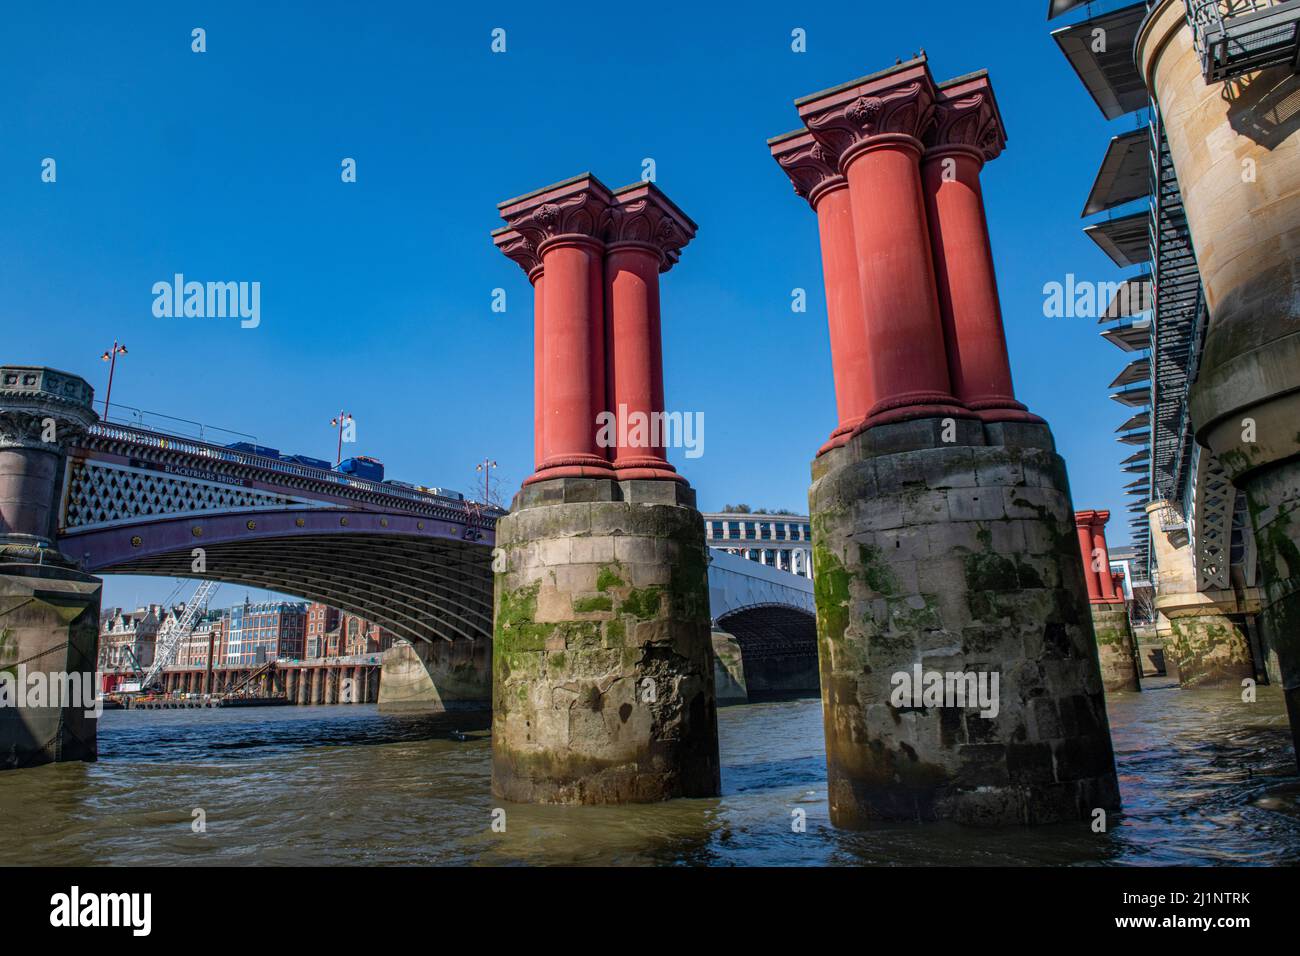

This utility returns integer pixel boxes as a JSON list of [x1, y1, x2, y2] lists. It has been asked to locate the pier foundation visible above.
[[810, 419, 1121, 825], [491, 477, 719, 803]]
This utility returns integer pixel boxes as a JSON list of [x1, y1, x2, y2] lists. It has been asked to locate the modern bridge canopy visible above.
[[1050, 3, 1149, 120], [1084, 129, 1154, 217]]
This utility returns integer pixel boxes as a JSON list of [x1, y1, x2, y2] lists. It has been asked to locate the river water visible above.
[[1, 681, 1297, 866]]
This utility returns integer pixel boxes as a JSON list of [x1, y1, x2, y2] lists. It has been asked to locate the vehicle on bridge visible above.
[[336, 455, 385, 482]]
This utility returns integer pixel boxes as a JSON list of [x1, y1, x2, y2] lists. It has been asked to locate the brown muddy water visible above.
[[0, 682, 1297, 866]]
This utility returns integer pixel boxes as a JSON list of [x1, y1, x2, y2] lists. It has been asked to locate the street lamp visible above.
[[99, 341, 128, 419], [329, 411, 353, 466], [476, 458, 498, 505]]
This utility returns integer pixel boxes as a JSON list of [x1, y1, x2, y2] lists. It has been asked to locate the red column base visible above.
[[817, 416, 867, 456], [524, 455, 618, 484], [612, 454, 686, 482], [615, 466, 687, 482], [966, 398, 1046, 425], [856, 392, 978, 432]]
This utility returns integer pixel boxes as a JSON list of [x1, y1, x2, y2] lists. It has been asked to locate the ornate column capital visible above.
[[604, 182, 698, 272], [768, 128, 845, 210], [926, 71, 1007, 162], [491, 228, 543, 282], [0, 366, 97, 451], [795, 58, 938, 168], [496, 172, 615, 257]]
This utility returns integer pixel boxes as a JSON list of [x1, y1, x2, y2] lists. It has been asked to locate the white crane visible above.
[[140, 579, 220, 691]]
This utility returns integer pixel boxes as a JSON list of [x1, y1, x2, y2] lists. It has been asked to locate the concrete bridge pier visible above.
[[377, 640, 489, 713], [774, 61, 1119, 825], [711, 631, 749, 705], [489, 174, 719, 804], [1144, 501, 1255, 687], [810, 419, 1120, 825], [492, 477, 718, 803], [1137, 0, 1300, 763], [0, 366, 102, 770], [1074, 511, 1141, 693]]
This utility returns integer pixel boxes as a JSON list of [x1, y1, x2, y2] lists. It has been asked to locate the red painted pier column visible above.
[[922, 74, 1041, 424], [603, 182, 696, 481], [494, 229, 547, 469], [1075, 510, 1104, 602], [770, 129, 875, 453], [497, 175, 616, 482], [1090, 510, 1119, 602], [797, 61, 972, 430]]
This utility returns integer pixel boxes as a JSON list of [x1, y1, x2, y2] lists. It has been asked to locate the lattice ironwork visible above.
[[1191, 452, 1236, 590], [63, 458, 309, 531]]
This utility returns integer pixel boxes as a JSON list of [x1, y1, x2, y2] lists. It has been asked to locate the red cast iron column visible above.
[[494, 229, 547, 469], [603, 182, 696, 481], [1091, 510, 1119, 602], [770, 129, 875, 453], [797, 59, 972, 431], [497, 175, 616, 482], [1075, 510, 1104, 602], [921, 73, 1041, 424]]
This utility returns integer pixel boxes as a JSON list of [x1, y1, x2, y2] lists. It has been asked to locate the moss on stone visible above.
[[572, 595, 613, 613], [619, 586, 662, 620], [858, 543, 898, 596], [596, 565, 625, 592]]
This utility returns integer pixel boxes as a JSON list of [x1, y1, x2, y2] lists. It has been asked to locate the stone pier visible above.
[[0, 366, 102, 769], [1138, 0, 1300, 765], [711, 631, 749, 705], [490, 174, 719, 804], [772, 59, 1120, 826], [1144, 500, 1255, 687], [377, 640, 490, 713]]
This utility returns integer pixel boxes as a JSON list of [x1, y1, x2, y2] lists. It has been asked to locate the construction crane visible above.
[[139, 579, 220, 692]]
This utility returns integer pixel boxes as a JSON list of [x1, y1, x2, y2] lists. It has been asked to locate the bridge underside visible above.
[[66, 516, 493, 644], [716, 605, 819, 697]]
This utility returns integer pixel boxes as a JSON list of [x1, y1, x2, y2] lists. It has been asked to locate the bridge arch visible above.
[[66, 507, 493, 644], [706, 551, 820, 700]]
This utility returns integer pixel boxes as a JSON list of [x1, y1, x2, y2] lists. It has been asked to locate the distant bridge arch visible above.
[[57, 423, 497, 645], [707, 551, 819, 698]]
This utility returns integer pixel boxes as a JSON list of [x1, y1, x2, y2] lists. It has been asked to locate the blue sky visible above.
[[1, 1, 1146, 610]]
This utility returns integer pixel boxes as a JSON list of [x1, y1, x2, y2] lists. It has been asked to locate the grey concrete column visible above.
[[809, 417, 1120, 826], [492, 477, 719, 804]]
